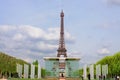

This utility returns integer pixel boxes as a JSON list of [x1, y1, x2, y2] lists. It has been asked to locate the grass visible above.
[[8, 78, 43, 80], [7, 78, 114, 80]]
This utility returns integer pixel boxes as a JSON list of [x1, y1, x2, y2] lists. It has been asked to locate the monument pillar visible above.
[[24, 64, 29, 78], [83, 64, 87, 79], [38, 64, 41, 79], [90, 64, 94, 79], [30, 64, 35, 79]]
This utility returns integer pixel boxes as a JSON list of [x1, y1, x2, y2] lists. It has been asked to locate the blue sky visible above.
[[0, 0, 120, 67]]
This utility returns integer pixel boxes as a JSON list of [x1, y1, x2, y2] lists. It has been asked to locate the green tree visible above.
[[32, 60, 39, 76], [41, 68, 46, 78], [0, 52, 30, 75], [32, 60, 38, 65], [96, 52, 120, 76]]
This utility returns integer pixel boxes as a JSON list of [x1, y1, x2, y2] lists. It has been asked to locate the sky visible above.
[[0, 0, 120, 67]]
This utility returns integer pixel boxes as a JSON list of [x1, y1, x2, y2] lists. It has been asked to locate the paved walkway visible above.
[[59, 79, 65, 80], [59, 78, 65, 80], [0, 79, 7, 80]]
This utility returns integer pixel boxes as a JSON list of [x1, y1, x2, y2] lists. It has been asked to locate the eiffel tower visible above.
[[44, 11, 80, 79], [57, 10, 67, 57]]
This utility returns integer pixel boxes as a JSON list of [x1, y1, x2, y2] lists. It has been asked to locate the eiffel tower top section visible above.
[[57, 11, 67, 57]]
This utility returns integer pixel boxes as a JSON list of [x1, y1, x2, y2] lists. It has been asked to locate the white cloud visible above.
[[44, 27, 75, 41], [0, 25, 75, 63], [13, 33, 26, 41], [97, 48, 110, 54], [36, 42, 57, 51], [67, 51, 82, 58], [106, 0, 120, 5], [24, 57, 33, 63], [19, 25, 45, 39], [0, 25, 16, 32], [45, 28, 59, 40], [98, 21, 120, 29]]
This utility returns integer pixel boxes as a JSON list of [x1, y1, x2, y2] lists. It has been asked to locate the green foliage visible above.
[[9, 78, 43, 80], [96, 52, 120, 75], [79, 69, 83, 75], [0, 52, 29, 73], [79, 52, 120, 77], [41, 68, 46, 78], [73, 70, 80, 77], [32, 60, 38, 66], [32, 60, 39, 75]]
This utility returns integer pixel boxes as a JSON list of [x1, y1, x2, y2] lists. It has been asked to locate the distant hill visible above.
[[0, 52, 30, 73], [96, 52, 120, 75]]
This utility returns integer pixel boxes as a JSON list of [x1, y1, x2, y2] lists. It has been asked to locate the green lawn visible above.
[[8, 78, 43, 80], [8, 78, 114, 80]]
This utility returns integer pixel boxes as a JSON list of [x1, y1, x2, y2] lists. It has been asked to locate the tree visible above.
[[0, 52, 30, 76], [32, 60, 38, 65], [32, 60, 39, 76], [41, 68, 46, 78], [96, 52, 120, 76]]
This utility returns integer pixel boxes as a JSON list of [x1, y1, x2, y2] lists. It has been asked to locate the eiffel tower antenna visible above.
[[59, 0, 64, 11]]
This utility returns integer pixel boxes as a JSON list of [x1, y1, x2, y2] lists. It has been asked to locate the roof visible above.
[[44, 57, 80, 60]]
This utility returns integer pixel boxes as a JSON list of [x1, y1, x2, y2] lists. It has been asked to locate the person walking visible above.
[[88, 74, 90, 80]]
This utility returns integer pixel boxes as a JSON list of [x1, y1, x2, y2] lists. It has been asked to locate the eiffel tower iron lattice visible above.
[[57, 11, 67, 57]]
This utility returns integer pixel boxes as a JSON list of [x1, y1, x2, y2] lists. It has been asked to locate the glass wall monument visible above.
[[44, 57, 80, 78], [44, 11, 80, 78]]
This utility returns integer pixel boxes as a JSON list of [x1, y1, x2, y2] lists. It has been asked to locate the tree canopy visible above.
[[96, 52, 120, 75], [78, 52, 120, 76], [0, 52, 29, 73]]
